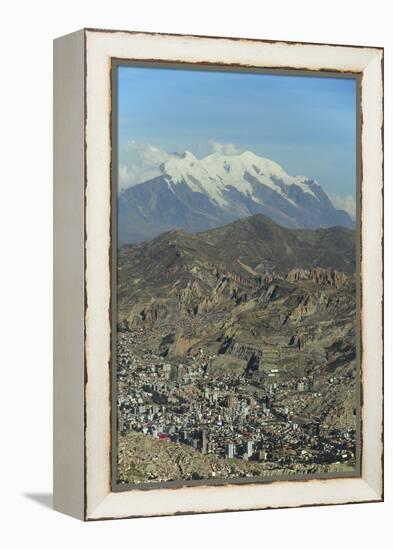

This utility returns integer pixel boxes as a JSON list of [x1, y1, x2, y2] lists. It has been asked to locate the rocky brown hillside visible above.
[[117, 215, 356, 380], [118, 430, 345, 485], [117, 215, 355, 360]]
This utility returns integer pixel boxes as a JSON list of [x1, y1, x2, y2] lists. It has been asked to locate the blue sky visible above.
[[117, 65, 357, 212]]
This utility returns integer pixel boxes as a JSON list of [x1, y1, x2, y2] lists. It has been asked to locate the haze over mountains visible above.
[[118, 150, 355, 244]]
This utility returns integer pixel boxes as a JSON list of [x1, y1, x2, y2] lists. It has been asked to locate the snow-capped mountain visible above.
[[118, 150, 354, 244]]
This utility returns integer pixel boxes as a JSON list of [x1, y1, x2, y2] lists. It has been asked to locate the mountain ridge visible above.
[[117, 213, 356, 333], [118, 150, 355, 244]]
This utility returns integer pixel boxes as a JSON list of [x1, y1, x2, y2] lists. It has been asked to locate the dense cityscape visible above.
[[117, 325, 356, 483]]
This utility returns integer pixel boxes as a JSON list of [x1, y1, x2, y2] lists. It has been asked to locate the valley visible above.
[[115, 214, 358, 485]]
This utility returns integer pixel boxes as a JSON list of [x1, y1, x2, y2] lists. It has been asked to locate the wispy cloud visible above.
[[208, 140, 243, 156], [119, 140, 169, 192], [328, 193, 356, 219], [119, 140, 246, 192]]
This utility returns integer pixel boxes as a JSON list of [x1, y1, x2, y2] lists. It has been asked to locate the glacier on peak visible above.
[[160, 150, 316, 207]]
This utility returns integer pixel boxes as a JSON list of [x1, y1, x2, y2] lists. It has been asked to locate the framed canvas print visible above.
[[53, 29, 384, 520]]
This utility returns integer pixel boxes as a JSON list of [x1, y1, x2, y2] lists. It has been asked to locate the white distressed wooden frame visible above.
[[53, 29, 383, 521]]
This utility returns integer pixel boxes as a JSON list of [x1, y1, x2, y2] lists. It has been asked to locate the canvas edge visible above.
[[82, 26, 384, 52], [53, 29, 86, 520], [358, 48, 384, 500], [80, 29, 383, 521]]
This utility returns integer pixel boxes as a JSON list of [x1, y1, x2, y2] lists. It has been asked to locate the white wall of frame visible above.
[[83, 30, 382, 519]]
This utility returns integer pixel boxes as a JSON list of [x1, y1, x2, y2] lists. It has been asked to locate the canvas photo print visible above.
[[113, 64, 359, 488]]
